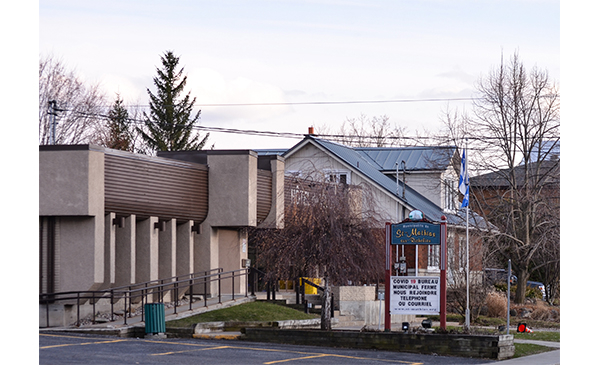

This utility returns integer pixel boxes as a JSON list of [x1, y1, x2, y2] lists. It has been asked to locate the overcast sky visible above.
[[38, 0, 560, 150]]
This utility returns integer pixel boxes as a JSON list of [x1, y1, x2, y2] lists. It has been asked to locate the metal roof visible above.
[[355, 146, 457, 172], [254, 149, 288, 156]]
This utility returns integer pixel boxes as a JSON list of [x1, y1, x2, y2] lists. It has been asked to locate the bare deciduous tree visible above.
[[317, 114, 410, 147], [467, 51, 560, 304], [39, 54, 107, 145], [252, 172, 386, 330], [446, 228, 492, 323]]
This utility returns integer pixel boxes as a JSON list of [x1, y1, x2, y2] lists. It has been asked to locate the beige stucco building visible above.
[[39, 145, 284, 305]]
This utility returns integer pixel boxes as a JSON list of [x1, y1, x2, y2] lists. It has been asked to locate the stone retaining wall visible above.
[[194, 319, 321, 334], [242, 328, 515, 360], [332, 286, 414, 326]]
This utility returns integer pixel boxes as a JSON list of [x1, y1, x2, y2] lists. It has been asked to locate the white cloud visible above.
[[187, 68, 292, 126]]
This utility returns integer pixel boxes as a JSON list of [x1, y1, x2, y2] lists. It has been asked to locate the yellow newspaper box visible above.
[[301, 278, 321, 294]]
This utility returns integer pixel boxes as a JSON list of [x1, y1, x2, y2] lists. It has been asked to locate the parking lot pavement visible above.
[[39, 332, 494, 365]]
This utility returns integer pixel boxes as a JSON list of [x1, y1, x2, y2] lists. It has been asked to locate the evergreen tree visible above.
[[140, 51, 208, 152], [106, 94, 133, 151]]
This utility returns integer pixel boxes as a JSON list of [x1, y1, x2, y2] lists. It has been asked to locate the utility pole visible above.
[[507, 259, 511, 335], [48, 100, 58, 145]]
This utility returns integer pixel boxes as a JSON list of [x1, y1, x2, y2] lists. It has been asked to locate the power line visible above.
[[193, 97, 481, 107], [112, 97, 481, 108], [62, 109, 559, 146], [98, 93, 559, 108]]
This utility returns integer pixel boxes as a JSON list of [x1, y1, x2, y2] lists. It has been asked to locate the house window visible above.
[[326, 170, 350, 185], [291, 185, 310, 205]]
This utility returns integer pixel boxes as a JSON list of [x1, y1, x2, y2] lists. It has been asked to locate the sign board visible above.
[[390, 276, 440, 314], [391, 222, 441, 245]]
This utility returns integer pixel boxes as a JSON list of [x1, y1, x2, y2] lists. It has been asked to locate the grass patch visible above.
[[513, 343, 556, 358], [513, 330, 559, 342], [167, 301, 318, 328], [426, 314, 560, 330]]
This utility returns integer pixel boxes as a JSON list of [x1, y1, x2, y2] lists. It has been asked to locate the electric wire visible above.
[[119, 97, 482, 108], [48, 107, 560, 148]]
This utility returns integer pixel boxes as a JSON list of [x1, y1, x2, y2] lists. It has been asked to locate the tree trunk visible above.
[[514, 268, 529, 304], [321, 277, 332, 331]]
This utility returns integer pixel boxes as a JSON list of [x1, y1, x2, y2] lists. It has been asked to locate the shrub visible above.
[[486, 291, 507, 318], [530, 303, 560, 322]]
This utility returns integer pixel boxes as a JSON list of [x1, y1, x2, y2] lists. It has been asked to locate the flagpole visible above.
[[465, 139, 470, 330], [458, 139, 471, 330]]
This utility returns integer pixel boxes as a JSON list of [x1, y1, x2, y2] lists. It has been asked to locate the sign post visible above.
[[440, 216, 447, 331], [384, 223, 392, 331], [385, 211, 448, 331]]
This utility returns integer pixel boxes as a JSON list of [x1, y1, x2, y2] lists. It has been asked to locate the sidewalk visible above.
[[485, 349, 559, 365]]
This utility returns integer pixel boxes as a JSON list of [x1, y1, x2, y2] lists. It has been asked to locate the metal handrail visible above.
[[39, 268, 251, 328]]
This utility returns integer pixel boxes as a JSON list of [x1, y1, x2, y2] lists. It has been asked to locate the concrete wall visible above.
[[114, 214, 136, 287], [39, 147, 105, 292], [243, 329, 515, 360], [333, 286, 414, 326], [39, 147, 104, 217], [206, 152, 257, 227], [193, 151, 260, 296]]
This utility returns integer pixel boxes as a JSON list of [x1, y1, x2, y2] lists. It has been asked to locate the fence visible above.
[[39, 268, 252, 328]]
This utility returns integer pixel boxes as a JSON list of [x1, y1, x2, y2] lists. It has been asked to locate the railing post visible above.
[[189, 278, 193, 311], [245, 269, 249, 298], [128, 286, 132, 319], [203, 276, 208, 307], [92, 292, 96, 324], [331, 293, 334, 318], [123, 291, 128, 325], [232, 271, 235, 300], [76, 292, 81, 327], [45, 295, 50, 328], [174, 282, 178, 315], [218, 273, 222, 304], [110, 290, 115, 322]]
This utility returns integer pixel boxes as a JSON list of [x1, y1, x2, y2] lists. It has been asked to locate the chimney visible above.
[[308, 126, 314, 135]]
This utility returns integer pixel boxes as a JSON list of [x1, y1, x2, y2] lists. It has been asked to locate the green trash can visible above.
[[144, 303, 166, 335]]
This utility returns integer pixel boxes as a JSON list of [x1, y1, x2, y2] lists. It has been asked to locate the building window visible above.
[[444, 179, 456, 211], [427, 244, 440, 272], [326, 170, 350, 185]]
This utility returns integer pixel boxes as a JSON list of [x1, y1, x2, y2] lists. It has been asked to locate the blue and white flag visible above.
[[459, 149, 469, 208]]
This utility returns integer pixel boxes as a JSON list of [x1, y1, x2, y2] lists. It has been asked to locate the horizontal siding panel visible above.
[[105, 154, 208, 222], [256, 170, 272, 224]]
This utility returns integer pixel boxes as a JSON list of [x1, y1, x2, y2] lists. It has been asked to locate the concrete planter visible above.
[[242, 328, 515, 360], [194, 318, 322, 334]]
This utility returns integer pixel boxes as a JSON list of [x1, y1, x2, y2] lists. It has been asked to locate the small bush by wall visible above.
[[486, 291, 507, 318]]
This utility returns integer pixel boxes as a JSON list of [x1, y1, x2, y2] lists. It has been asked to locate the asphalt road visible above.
[[40, 332, 494, 365]]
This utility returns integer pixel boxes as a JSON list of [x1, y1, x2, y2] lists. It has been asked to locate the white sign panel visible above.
[[390, 276, 440, 314]]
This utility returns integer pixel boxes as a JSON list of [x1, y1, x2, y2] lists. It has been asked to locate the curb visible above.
[[193, 332, 243, 340]]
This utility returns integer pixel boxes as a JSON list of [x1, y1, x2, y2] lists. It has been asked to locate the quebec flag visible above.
[[459, 149, 469, 208]]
